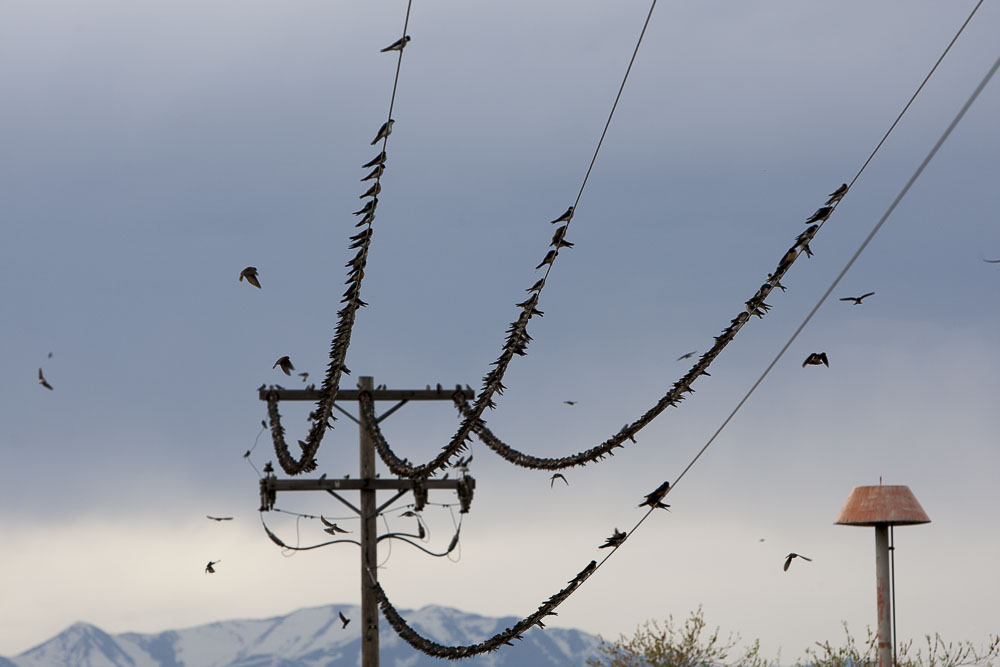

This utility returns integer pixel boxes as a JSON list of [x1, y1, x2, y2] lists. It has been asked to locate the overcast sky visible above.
[[2, 0, 999, 661]]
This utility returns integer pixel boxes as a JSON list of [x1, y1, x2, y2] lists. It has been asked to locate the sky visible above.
[[2, 0, 999, 661]]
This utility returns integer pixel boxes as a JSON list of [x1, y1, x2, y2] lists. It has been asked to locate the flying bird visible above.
[[205, 560, 221, 574], [563, 400, 577, 406], [783, 552, 813, 571], [549, 206, 574, 224], [805, 206, 833, 224], [371, 119, 394, 145], [826, 183, 848, 205], [297, 372, 310, 383], [550, 473, 568, 488], [599, 529, 627, 549], [639, 481, 671, 510], [38, 368, 53, 391], [239, 266, 261, 288], [400, 510, 419, 518], [321, 516, 351, 534], [339, 611, 351, 629], [273, 356, 295, 375], [676, 351, 697, 361], [802, 352, 829, 368], [48, 352, 53, 358], [206, 516, 233, 522], [839, 291, 875, 305], [380, 35, 411, 52]]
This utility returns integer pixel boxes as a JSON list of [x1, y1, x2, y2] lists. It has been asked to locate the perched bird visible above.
[[242, 450, 251, 458], [206, 516, 233, 521], [599, 529, 627, 549], [339, 611, 351, 629], [239, 266, 261, 288], [273, 356, 294, 375], [400, 510, 419, 518], [535, 250, 557, 270], [802, 352, 829, 368], [371, 119, 394, 145], [360, 182, 381, 199], [639, 481, 671, 510], [767, 273, 787, 292], [353, 198, 378, 216], [826, 183, 848, 205], [380, 35, 411, 52], [38, 368, 53, 391], [550, 226, 573, 248], [361, 165, 385, 182], [550, 473, 568, 488], [205, 560, 220, 574], [563, 400, 577, 406], [362, 151, 386, 169], [783, 552, 813, 571], [549, 206, 574, 224], [839, 291, 875, 305], [805, 206, 833, 224], [526, 278, 545, 293], [676, 351, 697, 361], [319, 514, 351, 535]]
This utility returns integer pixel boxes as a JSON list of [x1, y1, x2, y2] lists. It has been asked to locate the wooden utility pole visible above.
[[258, 377, 475, 667]]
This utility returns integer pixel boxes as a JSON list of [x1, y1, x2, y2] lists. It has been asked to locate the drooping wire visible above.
[[265, 0, 416, 475]]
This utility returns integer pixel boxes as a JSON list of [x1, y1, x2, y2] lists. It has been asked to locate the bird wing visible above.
[[838, 297, 854, 302], [860, 291, 875, 300], [783, 555, 792, 571]]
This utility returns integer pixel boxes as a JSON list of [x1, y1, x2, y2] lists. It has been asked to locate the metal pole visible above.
[[875, 524, 892, 667], [359, 376, 379, 667]]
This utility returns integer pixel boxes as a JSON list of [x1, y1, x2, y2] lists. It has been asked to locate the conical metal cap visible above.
[[834, 485, 930, 526]]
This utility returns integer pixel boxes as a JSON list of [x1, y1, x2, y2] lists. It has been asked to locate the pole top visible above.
[[834, 485, 930, 527]]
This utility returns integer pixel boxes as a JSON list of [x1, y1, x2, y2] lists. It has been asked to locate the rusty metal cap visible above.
[[834, 485, 930, 526]]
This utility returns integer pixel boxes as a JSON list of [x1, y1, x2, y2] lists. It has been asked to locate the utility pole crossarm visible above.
[[264, 478, 472, 492], [259, 387, 475, 402]]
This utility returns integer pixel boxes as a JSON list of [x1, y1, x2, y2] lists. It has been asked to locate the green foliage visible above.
[[586, 606, 775, 667]]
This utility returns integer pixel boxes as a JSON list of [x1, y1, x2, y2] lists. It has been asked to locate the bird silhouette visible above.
[[38, 368, 53, 391], [400, 510, 419, 518], [550, 473, 568, 488], [802, 352, 829, 368], [353, 198, 377, 216], [206, 516, 233, 521], [339, 611, 351, 628], [639, 481, 671, 509], [805, 206, 833, 224], [767, 273, 787, 292], [550, 226, 574, 248], [549, 206, 574, 224], [380, 35, 411, 52], [839, 291, 875, 305], [273, 356, 294, 375], [563, 400, 577, 406], [371, 119, 394, 145], [599, 529, 627, 549], [321, 516, 351, 534], [205, 560, 220, 574], [239, 266, 261, 288], [826, 183, 848, 205], [360, 182, 381, 199], [360, 165, 385, 182], [535, 250, 557, 270], [676, 351, 697, 361], [783, 552, 813, 571], [362, 151, 387, 168]]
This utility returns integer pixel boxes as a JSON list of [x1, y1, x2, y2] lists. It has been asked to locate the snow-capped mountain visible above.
[[7, 604, 602, 666]]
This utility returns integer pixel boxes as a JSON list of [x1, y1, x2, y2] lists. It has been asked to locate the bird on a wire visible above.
[[599, 529, 627, 549], [339, 611, 351, 629], [380, 35, 411, 52], [550, 226, 574, 249], [535, 250, 557, 270], [362, 151, 386, 169], [239, 266, 261, 288], [783, 552, 813, 571], [400, 510, 419, 518], [371, 119, 394, 145], [802, 352, 829, 368], [639, 481, 671, 510], [805, 206, 833, 224], [360, 182, 381, 199], [206, 516, 233, 522], [549, 206, 574, 224], [38, 368, 53, 390], [826, 183, 848, 205], [353, 198, 377, 216], [676, 351, 697, 361], [550, 473, 568, 488], [321, 516, 351, 534], [361, 165, 385, 182], [205, 560, 221, 574], [273, 356, 295, 375], [839, 291, 875, 305]]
